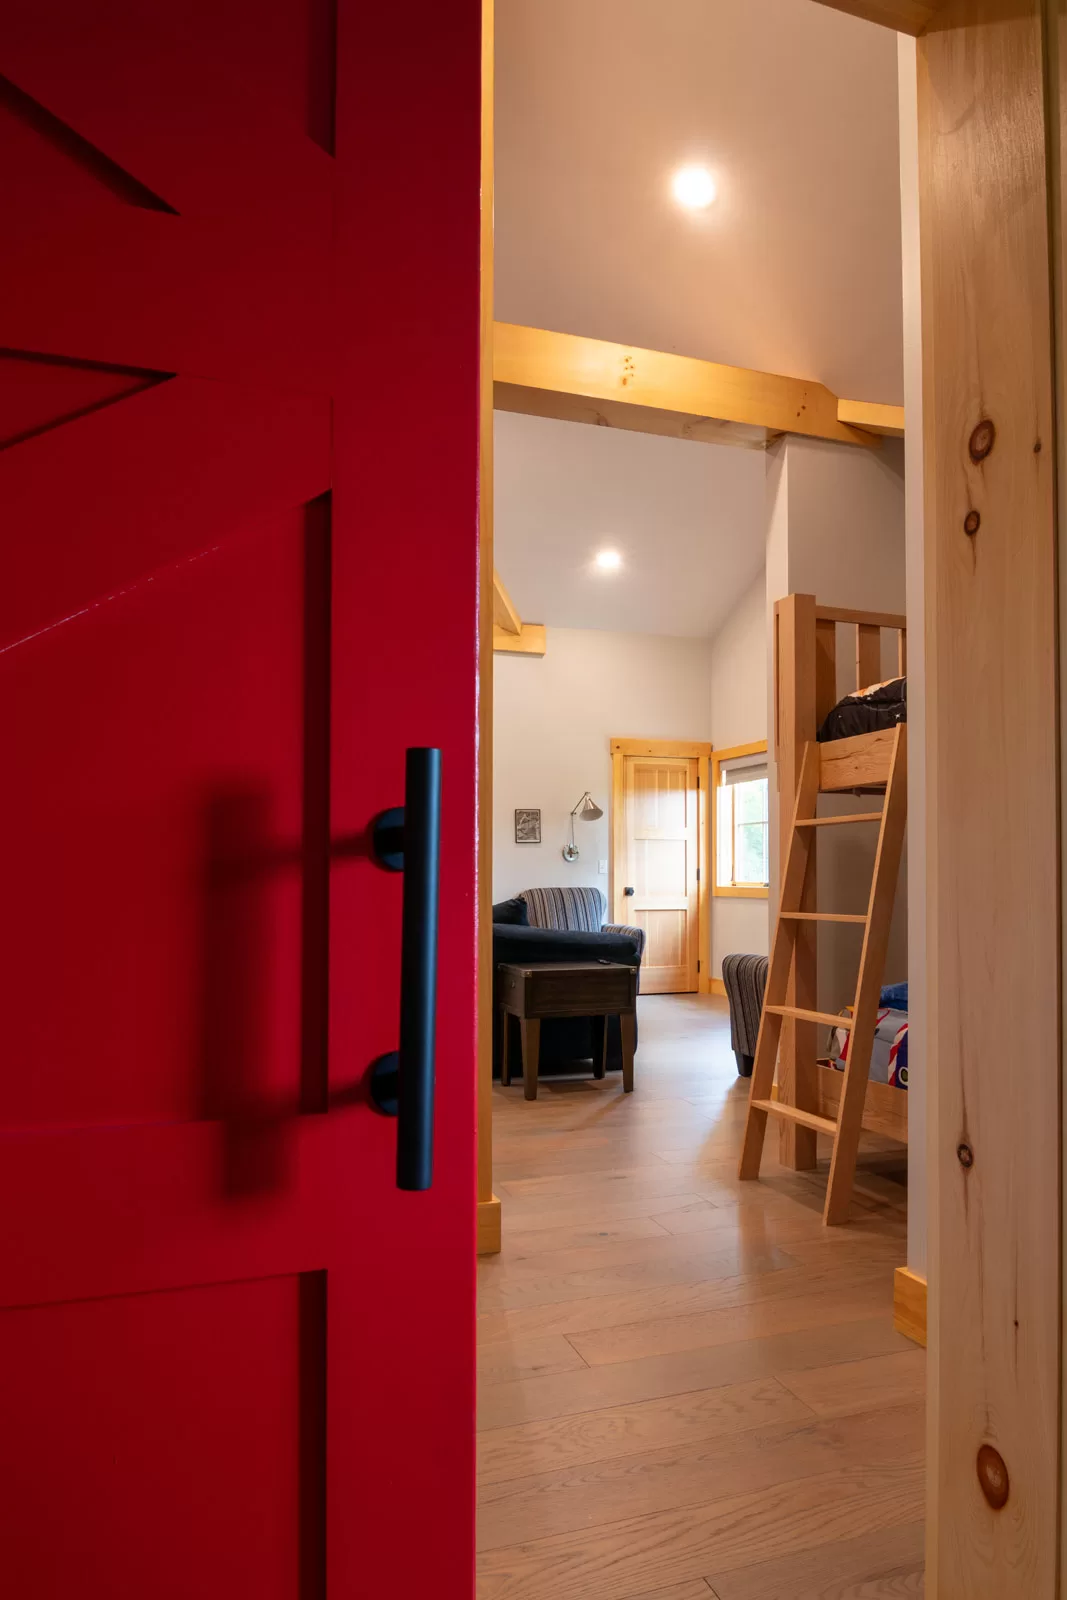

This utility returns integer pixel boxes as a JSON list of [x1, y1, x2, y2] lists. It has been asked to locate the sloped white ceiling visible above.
[[495, 0, 903, 405], [493, 0, 903, 640], [495, 410, 766, 638]]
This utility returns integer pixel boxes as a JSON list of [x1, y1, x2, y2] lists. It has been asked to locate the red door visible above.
[[0, 4, 479, 1595]]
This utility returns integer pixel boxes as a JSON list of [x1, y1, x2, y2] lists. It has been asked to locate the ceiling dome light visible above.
[[594, 549, 622, 572], [671, 165, 717, 210]]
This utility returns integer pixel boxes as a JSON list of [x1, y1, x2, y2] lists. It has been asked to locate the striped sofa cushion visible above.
[[519, 886, 606, 933]]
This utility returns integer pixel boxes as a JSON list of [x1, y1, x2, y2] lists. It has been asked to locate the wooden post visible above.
[[773, 593, 819, 1170], [476, 0, 500, 1255], [920, 2, 1059, 1591]]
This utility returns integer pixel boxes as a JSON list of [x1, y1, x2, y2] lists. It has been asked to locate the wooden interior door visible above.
[[0, 4, 480, 1596], [614, 753, 700, 994]]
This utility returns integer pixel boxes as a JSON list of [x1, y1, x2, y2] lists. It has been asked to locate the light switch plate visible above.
[[598, 859, 608, 875]]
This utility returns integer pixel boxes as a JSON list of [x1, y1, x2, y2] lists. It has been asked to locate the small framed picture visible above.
[[514, 808, 541, 844]]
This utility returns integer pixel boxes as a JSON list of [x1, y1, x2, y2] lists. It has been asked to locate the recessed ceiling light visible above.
[[671, 165, 717, 210], [594, 549, 623, 572]]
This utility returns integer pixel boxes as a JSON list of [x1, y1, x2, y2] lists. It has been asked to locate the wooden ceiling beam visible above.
[[494, 381, 775, 451], [492, 568, 522, 634], [493, 622, 546, 657], [492, 567, 545, 656], [837, 398, 906, 437], [809, 0, 940, 33], [493, 323, 882, 451]]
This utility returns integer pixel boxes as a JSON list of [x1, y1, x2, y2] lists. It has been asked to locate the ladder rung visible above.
[[751, 1098, 838, 1136], [795, 812, 883, 827], [780, 911, 868, 924], [765, 1004, 853, 1030]]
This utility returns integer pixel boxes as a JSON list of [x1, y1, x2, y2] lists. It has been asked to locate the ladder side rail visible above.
[[739, 740, 821, 1180], [823, 725, 909, 1224]]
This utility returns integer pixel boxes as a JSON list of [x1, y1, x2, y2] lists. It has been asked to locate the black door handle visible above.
[[368, 747, 442, 1191], [624, 886, 635, 896]]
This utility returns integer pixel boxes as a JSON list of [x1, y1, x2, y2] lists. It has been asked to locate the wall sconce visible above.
[[562, 791, 604, 861]]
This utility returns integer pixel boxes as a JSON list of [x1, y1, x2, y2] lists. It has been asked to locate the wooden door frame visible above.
[[609, 738, 712, 994], [479, 26, 1067, 1592], [476, 0, 499, 1257], [709, 738, 770, 904], [819, 1, 1063, 1593]]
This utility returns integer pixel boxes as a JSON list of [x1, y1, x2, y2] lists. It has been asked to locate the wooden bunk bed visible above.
[[739, 593, 908, 1224]]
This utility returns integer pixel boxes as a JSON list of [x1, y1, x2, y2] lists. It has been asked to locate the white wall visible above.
[[764, 433, 908, 1020], [709, 572, 770, 976], [493, 627, 713, 902]]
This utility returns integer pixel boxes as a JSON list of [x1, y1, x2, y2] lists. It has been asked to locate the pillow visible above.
[[492, 896, 529, 926]]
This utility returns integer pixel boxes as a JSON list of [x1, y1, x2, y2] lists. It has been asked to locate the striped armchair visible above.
[[519, 887, 646, 960]]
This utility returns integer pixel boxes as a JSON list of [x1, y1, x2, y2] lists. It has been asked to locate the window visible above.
[[713, 743, 769, 897]]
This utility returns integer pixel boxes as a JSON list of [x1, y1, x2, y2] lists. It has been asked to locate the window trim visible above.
[[711, 739, 770, 900]]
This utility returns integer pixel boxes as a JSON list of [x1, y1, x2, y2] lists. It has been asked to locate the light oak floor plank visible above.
[[705, 1521, 925, 1599], [478, 1401, 923, 1552], [478, 1254, 900, 1348], [476, 1460, 924, 1599], [479, 1315, 916, 1431], [778, 1349, 927, 1420], [477, 1375, 812, 1487], [479, 993, 921, 1594], [566, 1277, 893, 1368], [477, 1332, 590, 1386]]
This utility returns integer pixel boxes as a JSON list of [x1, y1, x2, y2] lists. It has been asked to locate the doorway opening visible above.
[[479, 1, 924, 1592]]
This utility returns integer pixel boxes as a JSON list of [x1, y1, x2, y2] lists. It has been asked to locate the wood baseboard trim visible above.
[[893, 1265, 927, 1346], [708, 976, 727, 997], [477, 1195, 502, 1255]]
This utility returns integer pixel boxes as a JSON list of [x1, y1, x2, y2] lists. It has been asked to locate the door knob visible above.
[[624, 886, 635, 896], [367, 748, 442, 1192]]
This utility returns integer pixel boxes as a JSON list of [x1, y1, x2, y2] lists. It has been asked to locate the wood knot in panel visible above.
[[976, 1444, 1009, 1509], [963, 510, 980, 537], [968, 419, 996, 462], [956, 1142, 974, 1168]]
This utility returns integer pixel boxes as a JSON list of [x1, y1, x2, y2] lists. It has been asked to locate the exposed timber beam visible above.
[[493, 623, 546, 657], [492, 568, 522, 634], [493, 323, 880, 451], [837, 398, 906, 438], [492, 568, 545, 656], [809, 0, 939, 32], [494, 381, 775, 451]]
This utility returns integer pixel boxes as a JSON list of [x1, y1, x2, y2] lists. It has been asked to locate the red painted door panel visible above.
[[0, 4, 479, 1596]]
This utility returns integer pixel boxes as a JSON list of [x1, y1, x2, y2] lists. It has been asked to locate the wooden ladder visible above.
[[738, 724, 908, 1225]]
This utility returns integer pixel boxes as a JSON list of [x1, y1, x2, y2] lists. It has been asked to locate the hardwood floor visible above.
[[477, 992, 923, 1599]]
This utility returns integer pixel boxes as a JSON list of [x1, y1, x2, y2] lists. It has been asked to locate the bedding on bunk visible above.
[[831, 998, 909, 1089], [817, 676, 907, 742]]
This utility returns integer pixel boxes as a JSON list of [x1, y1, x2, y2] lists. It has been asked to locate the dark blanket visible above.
[[818, 676, 907, 742]]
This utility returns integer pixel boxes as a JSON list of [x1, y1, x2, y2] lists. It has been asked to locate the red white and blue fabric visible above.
[[832, 1006, 909, 1090]]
